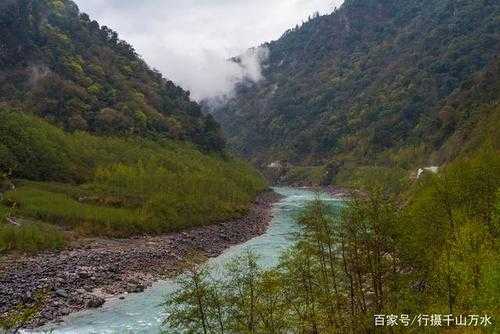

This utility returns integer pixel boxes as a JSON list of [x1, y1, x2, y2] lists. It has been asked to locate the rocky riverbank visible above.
[[0, 191, 281, 328], [323, 186, 351, 199]]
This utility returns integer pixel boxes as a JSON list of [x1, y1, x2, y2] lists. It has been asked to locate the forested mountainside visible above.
[[0, 0, 224, 151], [0, 0, 266, 253], [213, 0, 500, 174]]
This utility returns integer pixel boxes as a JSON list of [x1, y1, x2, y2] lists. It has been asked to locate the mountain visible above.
[[0, 0, 266, 253], [212, 0, 500, 179], [0, 0, 224, 151]]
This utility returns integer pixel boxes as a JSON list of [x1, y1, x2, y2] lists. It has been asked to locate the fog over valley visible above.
[[74, 0, 342, 100]]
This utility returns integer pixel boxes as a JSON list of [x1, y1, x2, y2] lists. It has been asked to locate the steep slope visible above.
[[213, 0, 500, 171], [0, 0, 267, 252], [0, 0, 224, 151]]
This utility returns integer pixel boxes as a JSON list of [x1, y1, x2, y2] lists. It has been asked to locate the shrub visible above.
[[0, 109, 267, 246], [0, 223, 65, 253], [0, 204, 8, 223], [4, 187, 144, 237]]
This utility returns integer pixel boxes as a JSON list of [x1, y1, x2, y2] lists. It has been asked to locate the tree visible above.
[[163, 260, 214, 334]]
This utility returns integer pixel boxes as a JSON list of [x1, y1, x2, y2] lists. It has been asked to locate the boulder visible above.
[[86, 295, 105, 308], [126, 283, 145, 293], [55, 289, 68, 299]]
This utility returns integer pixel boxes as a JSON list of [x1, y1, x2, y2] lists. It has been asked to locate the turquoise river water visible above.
[[34, 187, 342, 334]]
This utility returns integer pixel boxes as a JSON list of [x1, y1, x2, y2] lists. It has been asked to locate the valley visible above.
[[1, 191, 279, 328], [0, 0, 498, 333], [41, 188, 341, 334]]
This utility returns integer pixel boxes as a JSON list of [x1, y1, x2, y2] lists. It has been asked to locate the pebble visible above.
[[86, 295, 105, 308], [0, 191, 281, 329]]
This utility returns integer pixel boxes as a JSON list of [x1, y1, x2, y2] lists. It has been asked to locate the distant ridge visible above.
[[213, 0, 500, 173]]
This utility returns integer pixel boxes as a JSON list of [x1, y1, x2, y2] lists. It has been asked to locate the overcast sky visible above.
[[74, 0, 343, 100]]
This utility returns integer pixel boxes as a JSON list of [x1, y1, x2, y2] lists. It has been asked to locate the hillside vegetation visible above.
[[0, 0, 267, 253], [165, 147, 499, 333], [0, 109, 266, 252], [0, 0, 224, 151], [213, 0, 500, 179]]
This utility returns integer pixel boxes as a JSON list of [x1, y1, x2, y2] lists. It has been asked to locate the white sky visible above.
[[74, 0, 343, 100]]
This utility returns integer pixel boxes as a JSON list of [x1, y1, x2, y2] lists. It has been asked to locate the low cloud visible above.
[[237, 46, 270, 83], [74, 0, 342, 100], [152, 46, 269, 100]]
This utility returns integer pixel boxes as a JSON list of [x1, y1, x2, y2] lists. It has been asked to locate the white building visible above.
[[416, 166, 439, 179]]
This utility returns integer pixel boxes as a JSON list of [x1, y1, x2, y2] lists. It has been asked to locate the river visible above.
[[40, 187, 342, 334]]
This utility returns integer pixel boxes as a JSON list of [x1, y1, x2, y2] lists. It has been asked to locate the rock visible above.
[[0, 191, 280, 327], [55, 289, 68, 299], [22, 291, 34, 303], [78, 271, 91, 279], [86, 295, 105, 308], [126, 283, 145, 293]]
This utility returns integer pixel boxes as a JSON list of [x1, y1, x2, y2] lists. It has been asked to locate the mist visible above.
[[149, 46, 270, 101], [74, 0, 342, 100]]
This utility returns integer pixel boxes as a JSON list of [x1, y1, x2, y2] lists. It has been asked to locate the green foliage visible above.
[[0, 292, 45, 332], [221, 251, 264, 333], [0, 109, 266, 242], [0, 109, 77, 181], [164, 251, 285, 334], [163, 258, 224, 334], [495, 190, 500, 232], [397, 148, 500, 316], [0, 222, 65, 253], [166, 149, 499, 333], [282, 165, 327, 186], [0, 204, 8, 223], [335, 165, 409, 195], [214, 0, 500, 172], [3, 187, 141, 236], [0, 0, 224, 151]]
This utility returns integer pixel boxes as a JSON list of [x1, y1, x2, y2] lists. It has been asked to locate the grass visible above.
[[2, 173, 265, 242], [2, 148, 268, 238], [0, 110, 267, 249], [4, 187, 144, 237], [0, 203, 8, 223], [0, 222, 65, 254], [0, 202, 65, 253], [3, 167, 263, 238]]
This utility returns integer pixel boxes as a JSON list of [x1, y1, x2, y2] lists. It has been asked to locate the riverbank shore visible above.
[[323, 185, 351, 199], [0, 190, 281, 328]]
